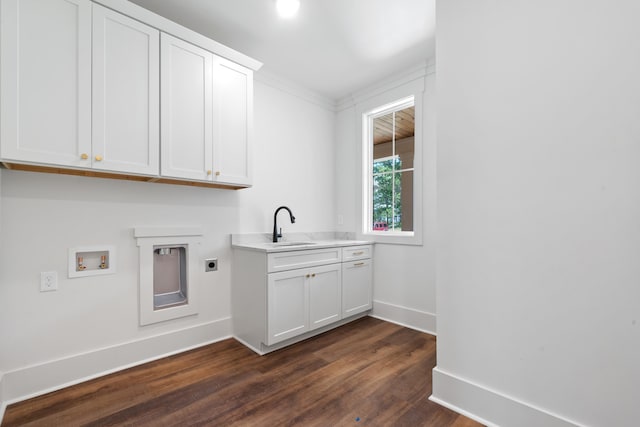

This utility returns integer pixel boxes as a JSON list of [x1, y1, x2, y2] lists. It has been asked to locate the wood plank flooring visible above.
[[2, 317, 483, 426]]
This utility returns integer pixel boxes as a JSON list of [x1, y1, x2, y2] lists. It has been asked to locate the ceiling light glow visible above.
[[276, 0, 300, 18]]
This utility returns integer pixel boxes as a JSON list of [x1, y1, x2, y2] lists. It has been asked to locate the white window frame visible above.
[[357, 79, 424, 246]]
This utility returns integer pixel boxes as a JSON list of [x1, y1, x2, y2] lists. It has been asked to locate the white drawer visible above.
[[268, 247, 342, 273], [342, 245, 372, 262]]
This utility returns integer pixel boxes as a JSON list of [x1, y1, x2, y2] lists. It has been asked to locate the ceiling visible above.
[[373, 106, 415, 145], [128, 0, 435, 101]]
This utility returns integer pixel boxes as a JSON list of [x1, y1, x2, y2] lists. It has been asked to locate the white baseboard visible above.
[[430, 367, 583, 427], [0, 372, 5, 424], [2, 318, 231, 406], [370, 300, 437, 335]]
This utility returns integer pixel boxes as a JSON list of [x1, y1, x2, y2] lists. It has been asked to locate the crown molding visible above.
[[254, 69, 337, 112], [336, 60, 435, 112], [254, 59, 435, 113]]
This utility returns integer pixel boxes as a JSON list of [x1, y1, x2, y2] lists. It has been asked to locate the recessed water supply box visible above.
[[68, 246, 116, 278], [135, 227, 203, 326]]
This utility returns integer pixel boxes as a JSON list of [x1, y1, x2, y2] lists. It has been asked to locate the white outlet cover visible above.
[[40, 271, 58, 292]]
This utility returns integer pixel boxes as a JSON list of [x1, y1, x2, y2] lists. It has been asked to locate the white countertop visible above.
[[231, 232, 373, 253], [232, 239, 373, 253]]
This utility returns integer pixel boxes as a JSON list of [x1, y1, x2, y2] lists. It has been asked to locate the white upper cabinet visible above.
[[1, 0, 257, 187], [160, 33, 213, 181], [161, 33, 253, 186], [212, 58, 253, 186], [0, 0, 92, 167], [92, 4, 159, 176]]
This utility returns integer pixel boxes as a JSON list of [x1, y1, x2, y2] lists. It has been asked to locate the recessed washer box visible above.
[[68, 246, 116, 278], [134, 227, 203, 326]]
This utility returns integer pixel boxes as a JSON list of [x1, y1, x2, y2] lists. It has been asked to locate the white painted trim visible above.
[[92, 0, 262, 71], [354, 78, 426, 247], [370, 300, 436, 335], [254, 69, 337, 112], [133, 226, 203, 238], [2, 318, 231, 404], [431, 367, 584, 427], [429, 394, 496, 427], [0, 372, 5, 424], [336, 61, 434, 111]]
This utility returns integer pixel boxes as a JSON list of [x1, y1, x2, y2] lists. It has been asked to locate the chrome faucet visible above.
[[273, 206, 296, 242]]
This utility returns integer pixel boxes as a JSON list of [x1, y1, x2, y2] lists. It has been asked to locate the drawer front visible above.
[[342, 245, 372, 262], [268, 247, 342, 273]]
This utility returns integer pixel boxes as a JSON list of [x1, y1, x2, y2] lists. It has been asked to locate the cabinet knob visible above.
[[80, 153, 89, 160], [207, 170, 212, 176], [306, 274, 310, 278], [215, 171, 221, 176], [95, 155, 103, 162], [311, 273, 316, 278]]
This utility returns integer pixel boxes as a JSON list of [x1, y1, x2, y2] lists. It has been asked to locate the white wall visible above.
[[335, 69, 437, 333], [434, 1, 640, 426], [0, 78, 336, 402]]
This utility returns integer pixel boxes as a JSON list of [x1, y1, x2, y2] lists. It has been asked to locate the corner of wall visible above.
[[0, 371, 6, 424], [370, 301, 436, 335], [431, 368, 584, 427]]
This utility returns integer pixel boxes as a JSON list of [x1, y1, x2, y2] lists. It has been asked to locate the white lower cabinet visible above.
[[232, 243, 373, 354], [267, 269, 308, 345], [267, 263, 342, 345], [342, 258, 373, 317], [309, 264, 342, 329]]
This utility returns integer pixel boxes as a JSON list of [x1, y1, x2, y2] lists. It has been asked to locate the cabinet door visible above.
[[160, 33, 213, 181], [212, 57, 253, 186], [267, 269, 309, 345], [342, 259, 372, 317], [1, 0, 91, 167], [92, 5, 159, 176], [309, 264, 342, 330]]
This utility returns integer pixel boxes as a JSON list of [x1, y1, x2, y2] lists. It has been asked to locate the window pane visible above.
[[395, 106, 415, 170], [373, 157, 394, 174], [372, 173, 393, 231], [373, 112, 394, 147], [394, 170, 414, 232]]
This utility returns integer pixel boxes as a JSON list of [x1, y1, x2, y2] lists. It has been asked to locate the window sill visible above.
[[360, 231, 422, 246]]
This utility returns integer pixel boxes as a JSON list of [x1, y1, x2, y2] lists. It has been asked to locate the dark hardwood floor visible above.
[[2, 317, 482, 426]]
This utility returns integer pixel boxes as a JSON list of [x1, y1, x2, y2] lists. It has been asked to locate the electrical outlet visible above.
[[205, 258, 218, 272], [40, 271, 58, 292]]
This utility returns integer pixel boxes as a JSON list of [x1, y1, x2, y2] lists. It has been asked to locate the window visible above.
[[359, 80, 423, 246], [369, 97, 415, 234]]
